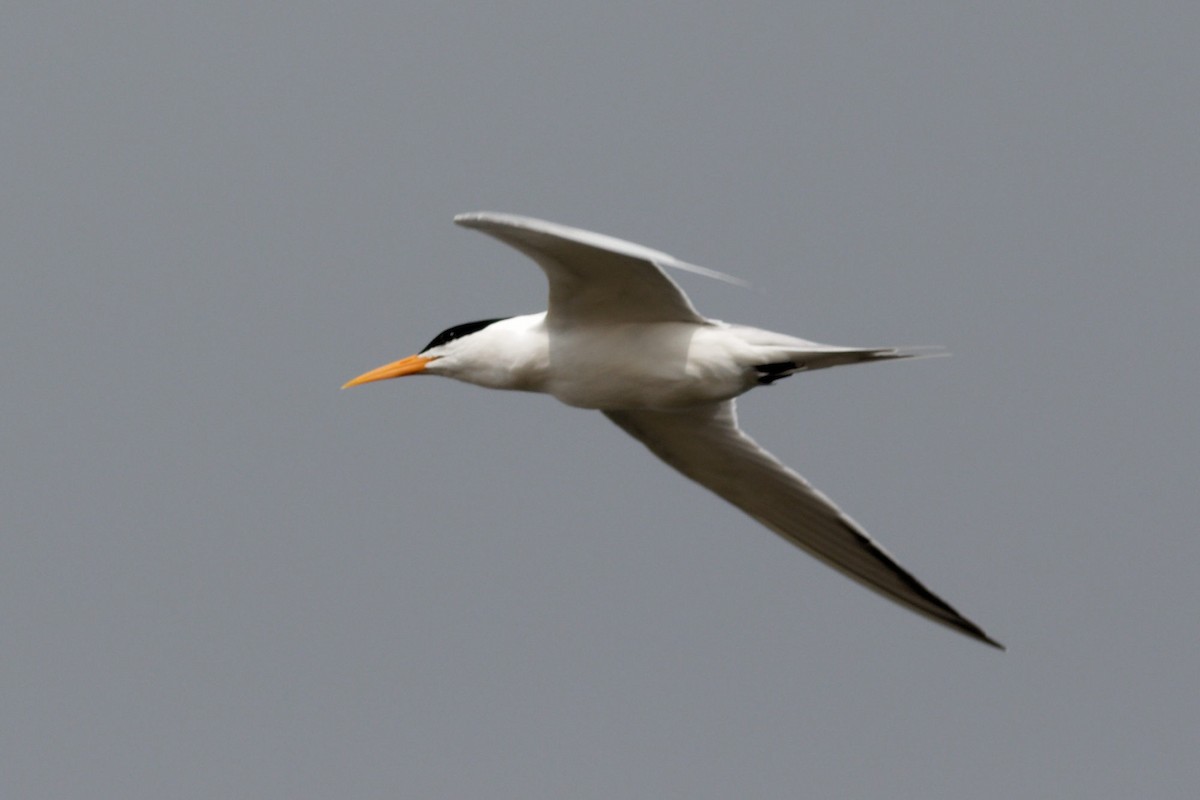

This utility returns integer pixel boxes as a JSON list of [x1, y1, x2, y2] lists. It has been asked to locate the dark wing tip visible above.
[[826, 517, 1004, 650], [950, 618, 1006, 651]]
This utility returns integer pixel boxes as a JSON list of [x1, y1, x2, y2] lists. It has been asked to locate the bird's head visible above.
[[342, 317, 512, 389]]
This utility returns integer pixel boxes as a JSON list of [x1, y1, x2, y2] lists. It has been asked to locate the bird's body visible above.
[[423, 312, 813, 409], [346, 212, 1002, 649]]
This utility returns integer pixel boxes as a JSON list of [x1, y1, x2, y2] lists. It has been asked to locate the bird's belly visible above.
[[550, 373, 740, 410], [544, 325, 751, 410]]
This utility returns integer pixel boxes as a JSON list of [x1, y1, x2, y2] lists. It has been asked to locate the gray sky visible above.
[[4, 3, 1198, 798]]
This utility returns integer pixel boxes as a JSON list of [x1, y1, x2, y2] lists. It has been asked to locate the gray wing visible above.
[[454, 212, 738, 325], [604, 402, 1003, 648]]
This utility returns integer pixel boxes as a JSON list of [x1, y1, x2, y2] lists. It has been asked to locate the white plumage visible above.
[[345, 212, 1002, 649]]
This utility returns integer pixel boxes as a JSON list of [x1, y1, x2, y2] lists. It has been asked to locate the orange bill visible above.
[[342, 354, 436, 388]]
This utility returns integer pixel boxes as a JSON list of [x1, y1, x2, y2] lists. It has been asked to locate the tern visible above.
[[345, 213, 1002, 648]]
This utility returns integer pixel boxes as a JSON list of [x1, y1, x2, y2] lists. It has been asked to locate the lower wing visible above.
[[603, 402, 1002, 648]]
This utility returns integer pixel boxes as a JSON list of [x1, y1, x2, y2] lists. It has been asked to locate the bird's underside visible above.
[[344, 212, 1003, 649]]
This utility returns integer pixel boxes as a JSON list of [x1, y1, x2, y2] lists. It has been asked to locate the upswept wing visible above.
[[604, 402, 1003, 648], [454, 212, 736, 325]]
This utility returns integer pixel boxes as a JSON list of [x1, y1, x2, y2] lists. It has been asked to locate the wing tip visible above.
[[948, 617, 1006, 650], [662, 259, 749, 287], [454, 211, 509, 229]]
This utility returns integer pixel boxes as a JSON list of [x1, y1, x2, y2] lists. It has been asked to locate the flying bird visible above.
[[345, 213, 1002, 648]]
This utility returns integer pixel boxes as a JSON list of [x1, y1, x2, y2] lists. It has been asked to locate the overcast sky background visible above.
[[4, 3, 1198, 798]]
